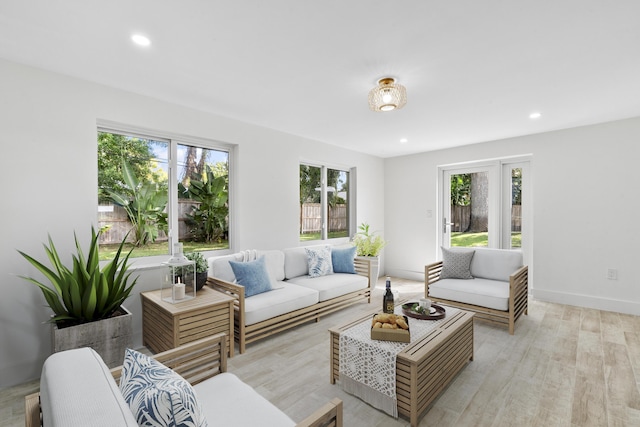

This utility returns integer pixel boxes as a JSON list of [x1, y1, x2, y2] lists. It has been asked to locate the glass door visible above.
[[441, 165, 498, 248], [441, 159, 530, 253], [502, 162, 527, 249]]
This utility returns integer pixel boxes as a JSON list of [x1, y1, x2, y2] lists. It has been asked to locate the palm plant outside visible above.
[[179, 164, 229, 243], [107, 160, 168, 247]]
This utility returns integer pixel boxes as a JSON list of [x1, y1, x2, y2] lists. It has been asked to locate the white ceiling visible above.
[[1, 1, 640, 158]]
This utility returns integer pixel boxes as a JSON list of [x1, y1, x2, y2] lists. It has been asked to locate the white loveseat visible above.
[[425, 247, 528, 334], [207, 245, 373, 353], [25, 334, 343, 427]]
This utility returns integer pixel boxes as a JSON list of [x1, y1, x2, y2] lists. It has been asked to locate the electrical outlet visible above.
[[607, 268, 618, 280]]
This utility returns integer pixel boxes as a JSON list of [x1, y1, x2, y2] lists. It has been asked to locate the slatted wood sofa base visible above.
[[208, 256, 372, 354], [207, 277, 371, 354], [25, 334, 343, 427], [425, 261, 528, 334]]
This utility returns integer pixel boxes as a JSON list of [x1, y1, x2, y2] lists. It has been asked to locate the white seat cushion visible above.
[[470, 248, 522, 281], [429, 278, 509, 311], [244, 282, 319, 325], [40, 347, 138, 427], [208, 252, 244, 282], [193, 373, 295, 427], [283, 246, 313, 279], [256, 250, 286, 281], [286, 273, 368, 302]]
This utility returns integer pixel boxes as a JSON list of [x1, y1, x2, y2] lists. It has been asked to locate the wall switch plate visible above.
[[607, 268, 618, 280]]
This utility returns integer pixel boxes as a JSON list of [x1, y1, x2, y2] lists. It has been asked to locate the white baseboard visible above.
[[385, 268, 424, 282], [532, 289, 640, 316]]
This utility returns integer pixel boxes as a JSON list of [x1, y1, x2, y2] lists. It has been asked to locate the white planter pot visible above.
[[51, 306, 132, 368], [357, 255, 380, 282]]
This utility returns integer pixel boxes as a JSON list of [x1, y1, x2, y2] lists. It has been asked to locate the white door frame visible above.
[[439, 162, 499, 249], [438, 156, 532, 268]]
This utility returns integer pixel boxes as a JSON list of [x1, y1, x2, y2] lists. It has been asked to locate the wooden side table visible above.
[[141, 286, 234, 357]]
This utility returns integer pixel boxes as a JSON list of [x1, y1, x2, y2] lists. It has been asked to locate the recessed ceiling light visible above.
[[400, 138, 408, 143], [131, 34, 151, 47], [529, 112, 541, 119]]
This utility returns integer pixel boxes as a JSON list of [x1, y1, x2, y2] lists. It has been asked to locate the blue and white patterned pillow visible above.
[[119, 348, 208, 427], [305, 246, 333, 278]]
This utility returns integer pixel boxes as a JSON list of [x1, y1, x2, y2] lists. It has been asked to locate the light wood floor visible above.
[[2, 278, 639, 427]]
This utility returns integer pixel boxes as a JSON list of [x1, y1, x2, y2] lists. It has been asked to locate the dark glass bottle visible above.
[[383, 276, 394, 314]]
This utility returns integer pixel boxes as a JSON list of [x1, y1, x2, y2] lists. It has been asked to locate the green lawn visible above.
[[99, 241, 229, 261], [100, 231, 520, 260], [300, 231, 349, 241], [451, 232, 521, 248]]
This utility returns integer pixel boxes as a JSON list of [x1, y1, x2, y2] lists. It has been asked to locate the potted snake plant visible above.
[[18, 227, 138, 367]]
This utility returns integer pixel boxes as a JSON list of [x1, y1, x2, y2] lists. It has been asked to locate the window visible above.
[[299, 163, 350, 241], [97, 127, 230, 260]]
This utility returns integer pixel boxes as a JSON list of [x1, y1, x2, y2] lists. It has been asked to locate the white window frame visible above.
[[97, 120, 235, 265], [299, 160, 355, 244]]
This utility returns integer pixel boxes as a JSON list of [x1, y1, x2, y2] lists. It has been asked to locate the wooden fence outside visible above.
[[102, 202, 519, 242], [98, 200, 198, 245], [300, 203, 347, 234], [450, 205, 521, 232]]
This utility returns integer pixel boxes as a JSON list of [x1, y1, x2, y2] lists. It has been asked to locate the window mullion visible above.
[[321, 166, 328, 240], [167, 141, 179, 252]]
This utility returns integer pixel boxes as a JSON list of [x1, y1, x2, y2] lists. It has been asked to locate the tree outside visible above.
[[450, 169, 522, 247], [97, 132, 167, 203]]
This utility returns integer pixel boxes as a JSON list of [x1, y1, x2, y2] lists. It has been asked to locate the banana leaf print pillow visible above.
[[119, 348, 208, 427], [305, 246, 333, 278]]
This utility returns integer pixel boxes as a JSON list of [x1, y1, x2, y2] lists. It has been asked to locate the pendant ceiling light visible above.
[[368, 77, 407, 112]]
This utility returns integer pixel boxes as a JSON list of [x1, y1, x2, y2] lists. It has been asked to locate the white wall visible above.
[[0, 59, 385, 389], [384, 117, 640, 317], [3, 55, 638, 390]]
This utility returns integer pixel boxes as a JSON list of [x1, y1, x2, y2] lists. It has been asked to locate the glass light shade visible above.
[[368, 78, 407, 112]]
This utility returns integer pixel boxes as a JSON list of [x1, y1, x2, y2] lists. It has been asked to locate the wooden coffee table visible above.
[[329, 306, 474, 427]]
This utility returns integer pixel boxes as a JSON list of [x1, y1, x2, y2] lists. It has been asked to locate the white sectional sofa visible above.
[[25, 334, 343, 427], [208, 245, 373, 353], [425, 247, 528, 334]]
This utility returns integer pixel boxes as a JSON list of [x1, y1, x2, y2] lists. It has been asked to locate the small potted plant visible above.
[[185, 251, 208, 291], [352, 222, 387, 279]]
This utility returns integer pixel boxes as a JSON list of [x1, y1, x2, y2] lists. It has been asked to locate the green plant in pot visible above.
[[352, 222, 387, 279], [185, 251, 208, 291], [18, 227, 138, 367], [353, 222, 387, 257]]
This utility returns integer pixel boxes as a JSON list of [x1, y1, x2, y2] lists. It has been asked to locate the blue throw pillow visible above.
[[331, 246, 357, 274], [229, 256, 273, 297], [119, 348, 208, 427], [305, 246, 333, 278]]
